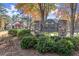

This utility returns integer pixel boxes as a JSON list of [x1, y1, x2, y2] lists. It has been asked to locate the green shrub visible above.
[[63, 37, 79, 50], [73, 37, 79, 50], [36, 36, 75, 55], [70, 37, 79, 50], [35, 33, 45, 38], [53, 39, 75, 55], [36, 36, 54, 53], [20, 35, 37, 49], [50, 36, 61, 42], [19, 33, 79, 55], [17, 29, 31, 39], [8, 29, 18, 36]]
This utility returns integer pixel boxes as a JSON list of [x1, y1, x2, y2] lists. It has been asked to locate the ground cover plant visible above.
[[8, 29, 79, 55]]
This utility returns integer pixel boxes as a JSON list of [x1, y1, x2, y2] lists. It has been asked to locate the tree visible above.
[[0, 3, 8, 21], [57, 3, 77, 36], [0, 4, 8, 15], [15, 3, 56, 31], [12, 14, 20, 21], [70, 3, 77, 36], [0, 4, 9, 30]]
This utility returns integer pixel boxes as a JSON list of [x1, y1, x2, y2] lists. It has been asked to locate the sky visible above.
[[2, 3, 20, 17], [2, 3, 79, 19], [3, 3, 58, 19]]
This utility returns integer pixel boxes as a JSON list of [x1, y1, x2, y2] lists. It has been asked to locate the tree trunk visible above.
[[38, 3, 45, 31], [70, 3, 77, 36]]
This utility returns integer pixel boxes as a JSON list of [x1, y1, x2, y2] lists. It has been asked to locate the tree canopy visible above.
[[15, 3, 56, 21]]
